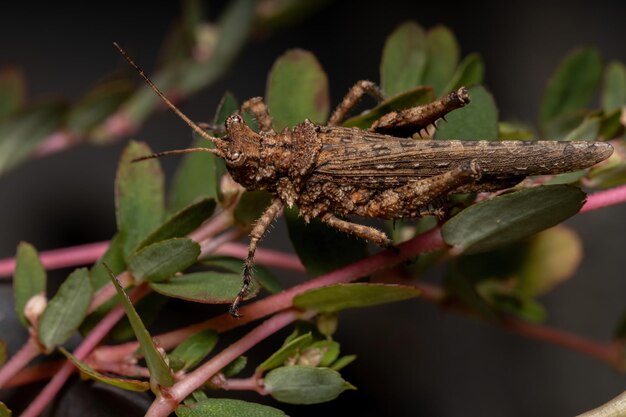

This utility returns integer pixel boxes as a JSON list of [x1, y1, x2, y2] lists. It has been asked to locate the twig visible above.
[[581, 184, 626, 213], [146, 309, 307, 417], [19, 283, 150, 417]]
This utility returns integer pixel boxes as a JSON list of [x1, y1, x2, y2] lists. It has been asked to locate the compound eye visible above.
[[227, 150, 245, 166], [226, 114, 243, 126]]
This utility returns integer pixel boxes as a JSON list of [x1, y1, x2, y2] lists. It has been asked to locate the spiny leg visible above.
[[321, 213, 392, 248], [361, 159, 482, 218], [328, 80, 384, 126], [370, 87, 469, 137], [230, 198, 284, 318], [241, 96, 274, 133]]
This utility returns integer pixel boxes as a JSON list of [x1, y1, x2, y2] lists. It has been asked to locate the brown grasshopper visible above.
[[114, 43, 613, 318]]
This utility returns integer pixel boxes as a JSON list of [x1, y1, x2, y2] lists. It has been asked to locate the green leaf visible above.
[[434, 85, 498, 140], [0, 67, 25, 119], [139, 199, 215, 249], [443, 53, 485, 93], [234, 191, 273, 227], [110, 293, 169, 342], [265, 366, 355, 405], [89, 234, 126, 290], [222, 356, 248, 377], [176, 399, 287, 417], [0, 101, 67, 175], [257, 333, 314, 373], [602, 61, 626, 113], [201, 256, 283, 294], [294, 283, 420, 313], [380, 21, 427, 97], [0, 401, 11, 417], [342, 86, 434, 129], [67, 79, 134, 137], [0, 339, 6, 367], [542, 110, 588, 140], [285, 207, 368, 276], [59, 347, 149, 392], [115, 141, 165, 257], [442, 185, 586, 254], [169, 329, 218, 372], [150, 271, 258, 304], [599, 109, 625, 140], [517, 226, 582, 297], [266, 49, 329, 130], [128, 238, 200, 283], [168, 92, 237, 212], [108, 268, 174, 387], [564, 116, 601, 141], [540, 48, 602, 130], [423, 26, 460, 96], [38, 268, 92, 350], [13, 242, 46, 327], [330, 355, 356, 371]]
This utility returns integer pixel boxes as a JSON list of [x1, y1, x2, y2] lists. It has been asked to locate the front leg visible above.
[[328, 80, 384, 126], [229, 198, 284, 318], [241, 97, 274, 133]]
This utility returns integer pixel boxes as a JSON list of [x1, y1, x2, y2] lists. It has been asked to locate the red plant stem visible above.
[[91, 228, 445, 363], [20, 283, 150, 417], [501, 318, 623, 368], [0, 361, 62, 389], [0, 240, 109, 278], [146, 310, 305, 417], [0, 337, 40, 388], [580, 184, 626, 213], [213, 242, 305, 272], [218, 377, 265, 393]]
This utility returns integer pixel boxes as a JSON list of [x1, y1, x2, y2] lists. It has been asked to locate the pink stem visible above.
[[0, 241, 109, 278], [0, 337, 41, 388], [20, 283, 150, 417], [146, 310, 305, 417], [581, 184, 626, 213], [92, 228, 444, 363], [214, 242, 305, 272]]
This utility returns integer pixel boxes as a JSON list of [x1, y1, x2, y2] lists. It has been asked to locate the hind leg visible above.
[[328, 80, 384, 126]]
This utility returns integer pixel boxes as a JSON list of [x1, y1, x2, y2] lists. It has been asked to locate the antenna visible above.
[[131, 147, 220, 162], [113, 42, 220, 147]]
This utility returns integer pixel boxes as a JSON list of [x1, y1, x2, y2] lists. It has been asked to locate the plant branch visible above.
[[146, 309, 307, 417], [0, 336, 41, 388], [19, 283, 150, 417], [91, 228, 445, 363], [581, 184, 626, 213]]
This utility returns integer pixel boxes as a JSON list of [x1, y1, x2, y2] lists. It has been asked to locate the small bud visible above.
[[24, 293, 47, 328], [193, 23, 218, 62], [297, 347, 325, 367], [316, 313, 338, 338]]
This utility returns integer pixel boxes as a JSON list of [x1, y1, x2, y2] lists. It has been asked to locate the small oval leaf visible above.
[[294, 283, 420, 313], [176, 398, 287, 417], [13, 242, 46, 327], [442, 185, 586, 254], [150, 271, 258, 304], [108, 269, 174, 387], [265, 365, 355, 405], [169, 329, 218, 372], [201, 256, 283, 294], [540, 48, 602, 130], [434, 85, 498, 140], [257, 333, 314, 373], [380, 21, 427, 97], [0, 401, 11, 417], [443, 53, 485, 93], [60, 347, 149, 392], [38, 268, 92, 350], [139, 199, 215, 249], [115, 141, 165, 257], [423, 25, 460, 96], [266, 49, 329, 130], [517, 226, 582, 297], [128, 238, 200, 283]]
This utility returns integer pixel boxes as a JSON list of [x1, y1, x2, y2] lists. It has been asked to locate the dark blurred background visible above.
[[1, 1, 626, 416]]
